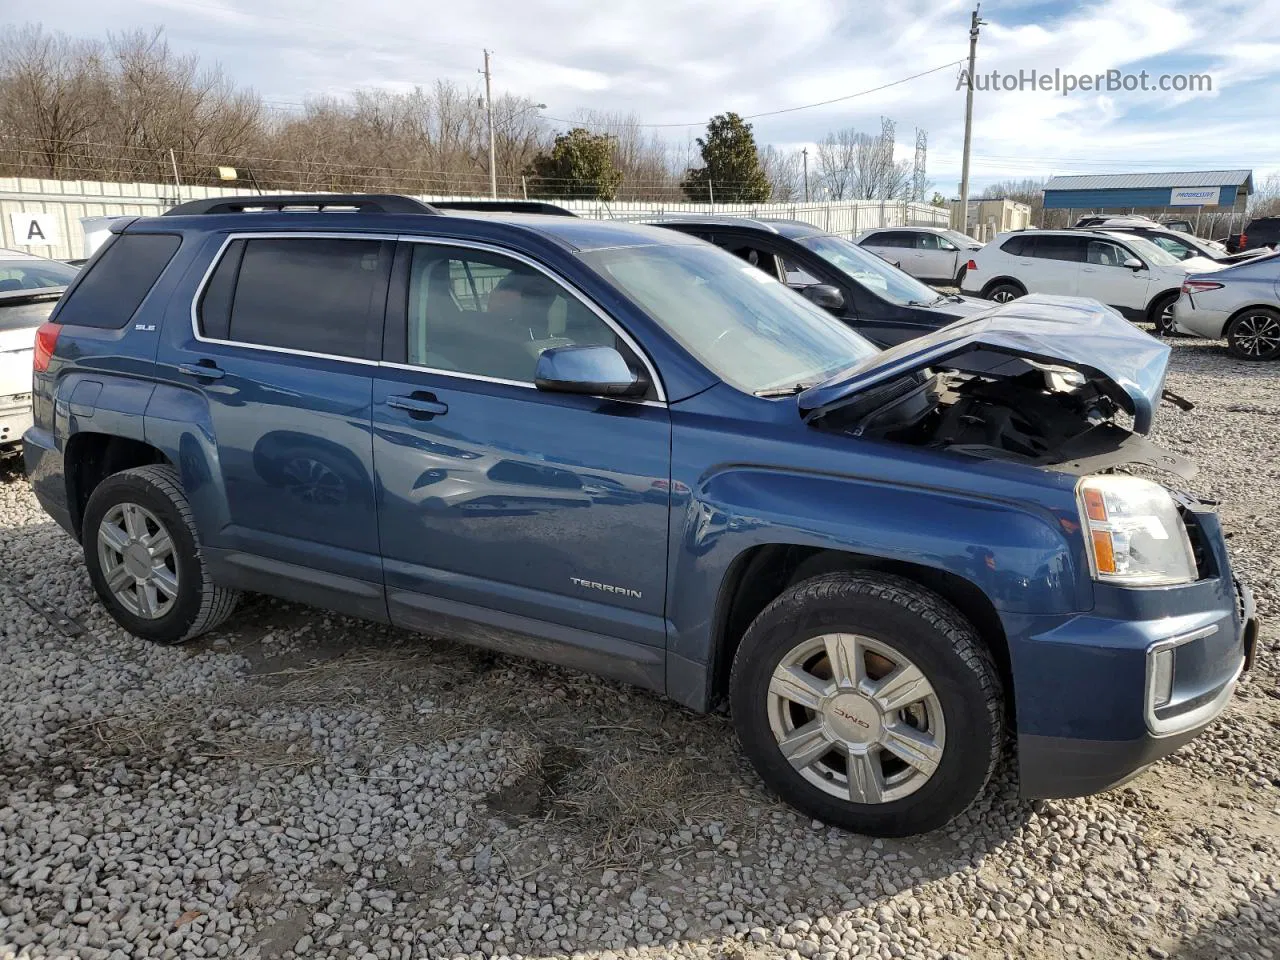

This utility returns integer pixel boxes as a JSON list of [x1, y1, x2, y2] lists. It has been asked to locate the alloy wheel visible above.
[[96, 502, 179, 620], [1232, 313, 1280, 357], [991, 289, 1017, 303], [767, 633, 946, 804]]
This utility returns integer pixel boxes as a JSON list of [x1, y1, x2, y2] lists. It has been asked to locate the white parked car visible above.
[[960, 229, 1225, 336], [0, 249, 79, 452], [856, 227, 984, 286]]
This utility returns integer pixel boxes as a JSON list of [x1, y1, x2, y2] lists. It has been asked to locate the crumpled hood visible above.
[[798, 294, 1171, 434]]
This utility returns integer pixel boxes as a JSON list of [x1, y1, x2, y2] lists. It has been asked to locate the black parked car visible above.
[[1241, 217, 1280, 252], [647, 217, 990, 347]]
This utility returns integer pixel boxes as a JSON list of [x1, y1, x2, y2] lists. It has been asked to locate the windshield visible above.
[[0, 258, 78, 289], [942, 230, 980, 248], [581, 242, 878, 395], [796, 234, 942, 307], [1115, 234, 1182, 267], [1146, 234, 1194, 258]]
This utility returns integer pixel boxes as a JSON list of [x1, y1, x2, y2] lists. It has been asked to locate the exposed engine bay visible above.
[[813, 362, 1197, 481]]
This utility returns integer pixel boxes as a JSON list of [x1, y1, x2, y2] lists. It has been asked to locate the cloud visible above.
[[20, 0, 1280, 192]]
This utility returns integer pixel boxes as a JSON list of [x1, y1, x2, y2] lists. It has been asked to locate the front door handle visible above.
[[178, 361, 225, 380], [387, 393, 449, 418]]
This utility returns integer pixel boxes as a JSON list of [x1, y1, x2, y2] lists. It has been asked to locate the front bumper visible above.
[[0, 393, 32, 449], [1017, 579, 1258, 799]]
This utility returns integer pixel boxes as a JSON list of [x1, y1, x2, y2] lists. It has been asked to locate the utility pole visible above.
[[802, 147, 809, 202], [481, 49, 497, 198], [957, 4, 984, 234]]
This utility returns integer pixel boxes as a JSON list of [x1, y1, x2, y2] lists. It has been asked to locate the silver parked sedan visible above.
[[1173, 250, 1280, 360]]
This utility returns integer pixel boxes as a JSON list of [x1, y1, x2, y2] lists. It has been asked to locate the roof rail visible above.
[[645, 214, 781, 233], [163, 194, 439, 216], [429, 200, 577, 217]]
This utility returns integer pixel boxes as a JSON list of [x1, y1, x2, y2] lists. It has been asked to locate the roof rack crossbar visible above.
[[163, 194, 440, 216]]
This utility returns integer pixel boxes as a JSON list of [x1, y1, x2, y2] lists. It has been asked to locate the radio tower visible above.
[[912, 128, 928, 201]]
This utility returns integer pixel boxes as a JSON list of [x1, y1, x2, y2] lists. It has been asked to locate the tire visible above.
[[82, 464, 240, 644], [984, 282, 1024, 304], [1226, 308, 1280, 361], [1149, 293, 1179, 338], [729, 572, 1003, 837]]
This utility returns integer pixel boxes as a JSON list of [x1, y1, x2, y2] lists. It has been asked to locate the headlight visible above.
[[1077, 475, 1197, 586]]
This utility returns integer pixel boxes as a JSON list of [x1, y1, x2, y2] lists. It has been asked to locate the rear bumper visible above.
[[0, 394, 32, 449], [1016, 580, 1258, 799], [1171, 299, 1230, 339], [22, 425, 76, 538]]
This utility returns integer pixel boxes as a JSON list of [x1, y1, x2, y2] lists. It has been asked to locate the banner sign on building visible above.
[[1170, 188, 1219, 207]]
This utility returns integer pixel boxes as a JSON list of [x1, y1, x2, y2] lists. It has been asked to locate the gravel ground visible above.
[[0, 338, 1276, 960]]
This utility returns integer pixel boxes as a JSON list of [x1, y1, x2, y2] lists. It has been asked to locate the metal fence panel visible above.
[[0, 177, 950, 261]]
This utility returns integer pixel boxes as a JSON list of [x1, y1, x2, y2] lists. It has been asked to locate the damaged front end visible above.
[[799, 295, 1196, 481]]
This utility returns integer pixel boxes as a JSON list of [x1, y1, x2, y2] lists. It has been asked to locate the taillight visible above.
[[1239, 233, 1247, 249], [966, 259, 978, 271], [1181, 280, 1223, 295], [33, 323, 61, 373]]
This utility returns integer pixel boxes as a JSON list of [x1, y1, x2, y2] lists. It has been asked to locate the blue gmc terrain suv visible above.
[[24, 194, 1259, 837]]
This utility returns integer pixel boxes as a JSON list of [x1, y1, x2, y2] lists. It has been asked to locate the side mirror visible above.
[[1123, 257, 1145, 270], [534, 345, 648, 398], [801, 283, 846, 312]]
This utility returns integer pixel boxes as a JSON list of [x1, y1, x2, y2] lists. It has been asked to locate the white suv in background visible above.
[[856, 226, 984, 286], [960, 229, 1224, 335]]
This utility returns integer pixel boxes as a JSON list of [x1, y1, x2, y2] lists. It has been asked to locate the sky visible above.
[[14, 0, 1280, 196]]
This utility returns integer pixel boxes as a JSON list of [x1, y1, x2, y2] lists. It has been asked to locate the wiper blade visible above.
[[754, 383, 811, 398]]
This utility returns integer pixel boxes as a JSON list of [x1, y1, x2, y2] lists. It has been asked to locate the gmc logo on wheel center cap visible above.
[[832, 705, 871, 729]]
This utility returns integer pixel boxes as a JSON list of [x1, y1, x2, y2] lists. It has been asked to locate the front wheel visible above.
[[729, 572, 1004, 837], [1226, 308, 1280, 361], [1150, 293, 1178, 338]]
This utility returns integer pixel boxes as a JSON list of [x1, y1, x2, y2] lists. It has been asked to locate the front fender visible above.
[[665, 466, 1086, 666]]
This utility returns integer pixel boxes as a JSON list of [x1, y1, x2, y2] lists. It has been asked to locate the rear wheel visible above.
[[82, 464, 240, 643], [1226, 308, 1280, 361], [1149, 293, 1179, 337], [985, 282, 1024, 304], [729, 572, 1003, 836]]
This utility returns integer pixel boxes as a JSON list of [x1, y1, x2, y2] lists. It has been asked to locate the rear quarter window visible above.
[[53, 234, 181, 329]]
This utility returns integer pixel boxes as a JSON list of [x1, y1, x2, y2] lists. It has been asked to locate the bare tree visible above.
[[0, 25, 107, 177], [812, 121, 911, 201], [759, 145, 804, 202]]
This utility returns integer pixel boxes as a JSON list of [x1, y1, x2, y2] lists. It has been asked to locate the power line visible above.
[[541, 60, 967, 129]]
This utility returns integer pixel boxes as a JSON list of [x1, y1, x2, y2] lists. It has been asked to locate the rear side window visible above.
[[1032, 236, 1085, 262], [55, 234, 181, 329], [198, 237, 393, 359], [870, 232, 913, 248], [1000, 236, 1030, 256]]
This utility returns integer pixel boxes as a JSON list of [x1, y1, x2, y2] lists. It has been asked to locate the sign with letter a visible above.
[[9, 212, 59, 246]]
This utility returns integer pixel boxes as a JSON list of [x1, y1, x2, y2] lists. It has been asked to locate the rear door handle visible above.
[[387, 393, 449, 418], [178, 361, 225, 380]]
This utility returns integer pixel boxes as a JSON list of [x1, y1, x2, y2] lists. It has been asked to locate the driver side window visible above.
[[1086, 240, 1131, 267], [405, 245, 619, 383]]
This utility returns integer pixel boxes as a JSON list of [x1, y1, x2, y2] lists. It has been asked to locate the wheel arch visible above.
[[708, 544, 1014, 722], [980, 276, 1026, 299], [64, 432, 171, 539]]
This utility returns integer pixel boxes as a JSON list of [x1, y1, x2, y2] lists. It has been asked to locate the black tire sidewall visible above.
[[1151, 294, 1178, 337], [82, 471, 207, 644], [1227, 310, 1280, 361], [731, 582, 999, 836], [986, 283, 1022, 303]]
